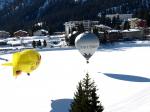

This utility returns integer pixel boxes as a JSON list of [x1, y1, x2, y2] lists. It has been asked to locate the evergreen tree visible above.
[[70, 73, 104, 112], [123, 21, 130, 30], [93, 27, 99, 37], [32, 40, 36, 48], [77, 23, 85, 33], [99, 13, 106, 25], [37, 40, 42, 47], [115, 15, 121, 30], [111, 16, 117, 28], [68, 32, 80, 46], [105, 17, 112, 27], [70, 82, 84, 112], [91, 87, 104, 112], [43, 40, 47, 47]]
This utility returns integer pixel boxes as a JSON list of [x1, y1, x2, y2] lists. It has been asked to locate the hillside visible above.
[[0, 0, 150, 33]]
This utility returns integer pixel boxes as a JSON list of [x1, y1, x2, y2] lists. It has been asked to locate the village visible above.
[[0, 14, 150, 54]]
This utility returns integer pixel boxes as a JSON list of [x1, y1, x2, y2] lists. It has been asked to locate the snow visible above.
[[0, 41, 150, 112], [95, 24, 112, 30], [122, 29, 141, 32]]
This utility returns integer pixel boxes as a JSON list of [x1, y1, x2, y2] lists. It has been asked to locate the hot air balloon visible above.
[[2, 49, 41, 77], [75, 32, 99, 63]]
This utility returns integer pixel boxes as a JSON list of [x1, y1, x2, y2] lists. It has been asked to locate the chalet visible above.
[[128, 18, 147, 29], [106, 30, 122, 42], [121, 29, 144, 40], [14, 30, 29, 37], [0, 31, 10, 39]]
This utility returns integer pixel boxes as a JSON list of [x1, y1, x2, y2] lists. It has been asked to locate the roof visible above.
[[0, 30, 10, 34], [107, 30, 120, 33], [121, 29, 141, 32], [14, 30, 28, 34], [35, 29, 48, 33], [95, 24, 112, 30]]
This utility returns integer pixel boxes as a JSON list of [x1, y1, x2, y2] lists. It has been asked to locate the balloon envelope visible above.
[[2, 49, 41, 77], [75, 32, 99, 62]]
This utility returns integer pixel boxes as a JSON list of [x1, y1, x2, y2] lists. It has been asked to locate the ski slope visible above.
[[0, 41, 150, 112]]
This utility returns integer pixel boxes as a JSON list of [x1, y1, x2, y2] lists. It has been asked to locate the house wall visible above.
[[107, 32, 122, 42], [122, 30, 143, 39], [33, 30, 48, 36], [0, 31, 10, 38]]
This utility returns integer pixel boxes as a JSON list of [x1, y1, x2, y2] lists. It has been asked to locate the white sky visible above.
[[0, 41, 150, 112]]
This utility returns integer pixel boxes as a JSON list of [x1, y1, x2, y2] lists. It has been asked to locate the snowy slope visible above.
[[0, 41, 150, 112]]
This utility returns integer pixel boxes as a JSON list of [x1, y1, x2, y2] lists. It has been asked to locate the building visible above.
[[94, 24, 112, 32], [121, 29, 144, 40], [128, 18, 147, 29], [64, 20, 99, 36], [99, 14, 133, 21], [0, 31, 10, 38], [106, 30, 122, 42], [14, 30, 29, 37], [144, 27, 150, 36], [33, 29, 49, 36]]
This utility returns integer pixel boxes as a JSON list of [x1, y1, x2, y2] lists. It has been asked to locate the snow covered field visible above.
[[0, 41, 150, 112]]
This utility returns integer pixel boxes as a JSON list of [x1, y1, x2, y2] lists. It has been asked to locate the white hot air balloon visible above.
[[75, 32, 99, 63]]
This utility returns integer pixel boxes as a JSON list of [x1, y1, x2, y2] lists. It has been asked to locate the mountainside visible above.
[[0, 0, 14, 10], [0, 0, 150, 34]]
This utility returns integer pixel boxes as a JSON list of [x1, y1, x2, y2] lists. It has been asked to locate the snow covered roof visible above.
[[35, 29, 48, 33], [121, 29, 141, 32], [0, 30, 10, 34], [107, 30, 120, 33], [128, 18, 140, 21], [14, 30, 28, 34], [7, 40, 21, 45], [95, 24, 112, 30]]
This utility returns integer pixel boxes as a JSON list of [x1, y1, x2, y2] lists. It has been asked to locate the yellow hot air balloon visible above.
[[2, 49, 41, 77]]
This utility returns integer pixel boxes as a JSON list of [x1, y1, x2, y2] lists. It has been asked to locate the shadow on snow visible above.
[[97, 41, 150, 52], [50, 99, 73, 112], [99, 72, 150, 82]]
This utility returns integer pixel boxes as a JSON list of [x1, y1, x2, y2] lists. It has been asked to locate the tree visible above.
[[77, 23, 85, 33], [37, 40, 42, 48], [43, 40, 47, 47], [111, 16, 117, 28], [99, 13, 106, 25], [32, 40, 36, 48], [68, 32, 80, 46], [70, 82, 84, 112], [123, 21, 130, 30], [91, 87, 104, 112], [93, 27, 99, 36], [70, 73, 104, 112]]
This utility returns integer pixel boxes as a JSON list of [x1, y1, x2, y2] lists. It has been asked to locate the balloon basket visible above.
[[86, 60, 89, 64]]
